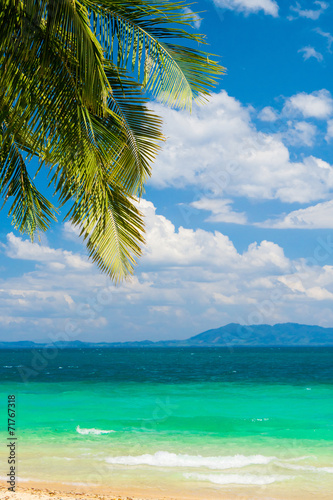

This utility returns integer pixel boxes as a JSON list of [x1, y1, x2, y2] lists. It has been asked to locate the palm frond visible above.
[[0, 129, 57, 237], [0, 0, 222, 279], [82, 0, 225, 110], [66, 180, 144, 280], [103, 64, 163, 194]]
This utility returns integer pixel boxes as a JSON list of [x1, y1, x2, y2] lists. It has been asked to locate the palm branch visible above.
[[0, 0, 224, 279]]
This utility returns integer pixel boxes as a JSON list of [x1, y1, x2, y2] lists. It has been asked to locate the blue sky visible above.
[[1, 0, 333, 342]]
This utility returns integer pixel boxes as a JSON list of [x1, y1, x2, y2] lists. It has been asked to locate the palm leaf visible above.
[[64, 177, 144, 279], [82, 0, 224, 110], [0, 0, 222, 279], [0, 128, 57, 237]]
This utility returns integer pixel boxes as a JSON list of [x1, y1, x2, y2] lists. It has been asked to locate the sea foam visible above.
[[184, 472, 292, 485], [105, 451, 275, 469], [76, 425, 115, 435], [276, 462, 333, 474]]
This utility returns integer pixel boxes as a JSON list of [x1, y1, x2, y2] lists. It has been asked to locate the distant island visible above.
[[1, 323, 333, 348]]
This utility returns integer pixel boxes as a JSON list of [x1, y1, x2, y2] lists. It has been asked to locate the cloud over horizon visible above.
[[257, 200, 333, 229], [2, 202, 333, 342]]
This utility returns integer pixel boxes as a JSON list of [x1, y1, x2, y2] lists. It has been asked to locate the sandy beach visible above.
[[0, 482, 241, 500], [1, 481, 333, 500], [0, 482, 249, 500]]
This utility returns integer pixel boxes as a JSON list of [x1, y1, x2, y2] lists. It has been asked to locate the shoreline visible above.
[[0, 481, 248, 500], [1, 480, 332, 500], [0, 480, 244, 500]]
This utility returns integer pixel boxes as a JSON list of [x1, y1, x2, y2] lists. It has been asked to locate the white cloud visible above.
[[5, 232, 92, 270], [190, 198, 248, 224], [283, 121, 317, 147], [258, 199, 333, 229], [326, 120, 333, 141], [315, 28, 333, 52], [183, 7, 202, 29], [63, 221, 82, 241], [3, 202, 333, 341], [289, 1, 328, 20], [278, 263, 333, 305], [258, 106, 279, 122], [151, 91, 333, 204], [278, 274, 333, 302], [212, 0, 279, 17], [139, 199, 239, 267], [298, 46, 323, 62], [241, 240, 290, 270], [283, 89, 333, 119]]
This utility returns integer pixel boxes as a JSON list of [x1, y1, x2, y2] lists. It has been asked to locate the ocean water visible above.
[[0, 347, 332, 498]]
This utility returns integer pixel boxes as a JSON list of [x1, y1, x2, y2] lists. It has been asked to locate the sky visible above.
[[1, 0, 333, 342]]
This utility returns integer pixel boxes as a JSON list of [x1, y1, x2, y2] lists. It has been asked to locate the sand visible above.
[[1, 480, 332, 500], [0, 481, 253, 500], [0, 483, 241, 500]]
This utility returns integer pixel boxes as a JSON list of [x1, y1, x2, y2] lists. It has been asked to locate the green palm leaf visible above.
[[0, 128, 58, 236], [0, 0, 223, 278], [83, 0, 224, 109]]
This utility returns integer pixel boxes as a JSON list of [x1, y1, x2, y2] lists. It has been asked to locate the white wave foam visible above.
[[184, 472, 292, 485], [277, 462, 333, 474], [76, 425, 115, 435], [286, 456, 312, 462], [105, 451, 275, 469]]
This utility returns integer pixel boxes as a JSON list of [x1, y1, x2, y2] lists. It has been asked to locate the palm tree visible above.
[[0, 0, 223, 279]]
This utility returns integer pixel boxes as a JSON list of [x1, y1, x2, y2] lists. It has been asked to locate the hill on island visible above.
[[0, 323, 333, 348], [185, 323, 333, 346]]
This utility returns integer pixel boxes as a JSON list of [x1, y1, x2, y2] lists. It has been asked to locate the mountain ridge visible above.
[[0, 323, 332, 347]]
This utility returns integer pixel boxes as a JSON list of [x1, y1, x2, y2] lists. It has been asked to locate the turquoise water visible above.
[[0, 347, 332, 497]]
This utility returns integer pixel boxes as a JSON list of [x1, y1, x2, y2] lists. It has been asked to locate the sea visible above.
[[0, 347, 332, 499]]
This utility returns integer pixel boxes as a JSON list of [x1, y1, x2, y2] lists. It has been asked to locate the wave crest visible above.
[[105, 451, 275, 469], [76, 425, 115, 435], [184, 472, 292, 485]]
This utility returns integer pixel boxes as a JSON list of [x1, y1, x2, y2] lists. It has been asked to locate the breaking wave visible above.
[[76, 425, 115, 435], [105, 451, 275, 469]]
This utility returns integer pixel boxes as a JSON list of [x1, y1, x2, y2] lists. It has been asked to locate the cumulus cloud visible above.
[[283, 121, 317, 147], [5, 232, 92, 270], [3, 202, 333, 341], [140, 199, 240, 267], [326, 120, 333, 141], [258, 200, 333, 229], [258, 106, 279, 122], [139, 203, 333, 329], [298, 46, 323, 62], [212, 0, 279, 17], [278, 263, 333, 305], [150, 90, 333, 204], [62, 221, 83, 241], [190, 198, 248, 224], [283, 89, 333, 119], [289, 1, 328, 21]]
